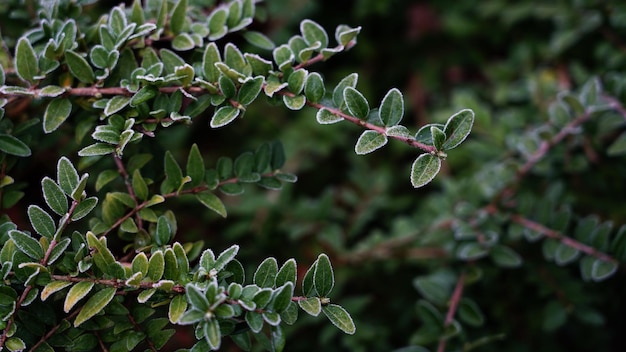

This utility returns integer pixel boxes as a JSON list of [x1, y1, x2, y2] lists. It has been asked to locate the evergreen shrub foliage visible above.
[[0, 0, 472, 350], [2, 0, 626, 352]]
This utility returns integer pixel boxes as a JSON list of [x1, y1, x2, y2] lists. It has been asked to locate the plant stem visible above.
[[437, 271, 466, 352]]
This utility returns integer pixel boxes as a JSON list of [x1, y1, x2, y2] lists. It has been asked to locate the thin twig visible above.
[[437, 271, 466, 352]]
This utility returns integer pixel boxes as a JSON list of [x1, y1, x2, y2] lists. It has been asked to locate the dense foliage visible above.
[[1, 0, 626, 351]]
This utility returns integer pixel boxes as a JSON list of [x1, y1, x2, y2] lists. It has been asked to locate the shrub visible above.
[[2, 1, 626, 352]]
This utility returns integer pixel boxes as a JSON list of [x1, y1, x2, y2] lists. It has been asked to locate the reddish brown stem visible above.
[[510, 214, 618, 264], [437, 271, 466, 352]]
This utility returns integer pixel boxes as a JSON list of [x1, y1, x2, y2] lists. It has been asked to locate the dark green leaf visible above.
[[15, 37, 39, 83], [196, 192, 227, 218], [458, 298, 485, 327], [42, 177, 68, 215], [130, 85, 157, 107], [410, 154, 441, 188], [28, 205, 56, 239], [104, 96, 130, 116], [204, 318, 221, 350], [238, 76, 264, 106], [57, 157, 79, 195], [243, 31, 275, 50], [210, 106, 240, 128], [379, 88, 404, 126], [78, 143, 115, 157], [271, 282, 294, 312], [275, 258, 297, 287], [332, 73, 358, 107], [322, 304, 356, 334], [246, 311, 264, 333], [298, 297, 321, 316], [591, 260, 617, 282], [443, 109, 474, 150], [202, 43, 221, 82], [9, 230, 44, 260], [65, 50, 95, 84], [491, 245, 523, 268], [343, 87, 369, 119], [186, 144, 205, 187], [270, 140, 286, 170], [43, 98, 72, 133], [354, 130, 387, 155], [300, 19, 328, 48], [431, 126, 446, 151], [0, 134, 31, 157], [170, 0, 187, 34], [314, 253, 334, 297], [457, 242, 489, 261], [74, 287, 116, 327], [254, 257, 278, 288]]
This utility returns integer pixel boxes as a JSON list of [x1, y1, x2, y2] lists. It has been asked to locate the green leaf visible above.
[[65, 50, 95, 84], [555, 243, 579, 265], [210, 106, 240, 128], [490, 245, 523, 268], [332, 73, 358, 107], [413, 273, 453, 305], [243, 31, 275, 50], [316, 108, 343, 125], [86, 232, 116, 271], [591, 259, 617, 282], [322, 304, 356, 334], [28, 205, 56, 239], [185, 283, 209, 311], [410, 154, 441, 188], [301, 19, 328, 48], [336, 25, 361, 46], [74, 287, 116, 327], [5, 337, 26, 352], [9, 230, 44, 260], [275, 258, 297, 287], [132, 169, 149, 201], [39, 85, 66, 97], [254, 257, 278, 288], [431, 126, 446, 151], [607, 132, 626, 156], [442, 109, 474, 150], [354, 130, 387, 155], [219, 75, 237, 99], [457, 242, 489, 261], [0, 134, 31, 157], [238, 76, 264, 106], [298, 297, 321, 316], [170, 0, 187, 34], [147, 251, 165, 281], [202, 43, 221, 82], [283, 95, 306, 110], [15, 37, 39, 83], [204, 318, 221, 350], [270, 140, 286, 170], [208, 8, 228, 40], [41, 281, 72, 301], [304, 72, 325, 103], [272, 44, 294, 70], [313, 254, 334, 298], [458, 298, 485, 327], [42, 177, 68, 215], [78, 143, 116, 157], [343, 87, 369, 119], [43, 98, 72, 133], [214, 244, 239, 271], [379, 88, 404, 126], [130, 85, 157, 107], [160, 49, 185, 74], [246, 311, 264, 333], [155, 216, 171, 246], [196, 191, 227, 218], [186, 144, 205, 187], [64, 281, 94, 313], [168, 294, 187, 323], [104, 96, 131, 116], [163, 151, 183, 192], [271, 282, 294, 312], [57, 157, 79, 195]]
